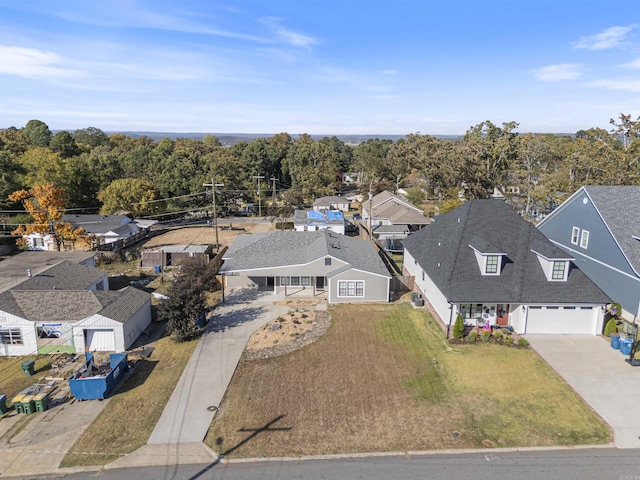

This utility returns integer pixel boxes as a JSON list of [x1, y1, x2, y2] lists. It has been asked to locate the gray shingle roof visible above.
[[11, 261, 107, 291], [402, 199, 610, 304], [313, 195, 350, 207], [61, 214, 133, 235], [583, 186, 640, 274], [221, 230, 391, 277], [0, 287, 150, 324]]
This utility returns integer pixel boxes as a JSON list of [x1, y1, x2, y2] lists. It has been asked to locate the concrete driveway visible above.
[[526, 334, 640, 448]]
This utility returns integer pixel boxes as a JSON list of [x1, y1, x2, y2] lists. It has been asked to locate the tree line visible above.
[[1, 115, 639, 222]]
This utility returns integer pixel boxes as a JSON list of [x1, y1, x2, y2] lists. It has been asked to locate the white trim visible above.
[[571, 226, 580, 245], [580, 230, 590, 249], [337, 280, 365, 298], [547, 238, 640, 282]]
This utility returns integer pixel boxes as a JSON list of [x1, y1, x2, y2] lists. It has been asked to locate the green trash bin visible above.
[[0, 394, 7, 415], [33, 393, 48, 412], [21, 396, 35, 415], [12, 394, 24, 414], [21, 359, 35, 376]]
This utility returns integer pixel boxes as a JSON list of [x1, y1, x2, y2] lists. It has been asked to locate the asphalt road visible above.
[[51, 449, 640, 480]]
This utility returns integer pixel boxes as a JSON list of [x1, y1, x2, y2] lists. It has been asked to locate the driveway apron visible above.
[[526, 334, 640, 448], [147, 289, 289, 445]]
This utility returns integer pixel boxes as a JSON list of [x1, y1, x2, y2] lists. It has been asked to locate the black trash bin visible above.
[[21, 359, 35, 376]]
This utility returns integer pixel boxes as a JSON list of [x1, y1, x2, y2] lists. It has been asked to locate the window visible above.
[[95, 281, 105, 290], [485, 255, 499, 274], [0, 328, 23, 345], [325, 258, 331, 266], [422, 270, 425, 281], [571, 226, 579, 245], [580, 230, 589, 249], [33, 237, 44, 247], [337, 280, 364, 297], [301, 276, 311, 286], [280, 276, 290, 286], [459, 304, 484, 319], [290, 276, 300, 286], [552, 261, 566, 280]]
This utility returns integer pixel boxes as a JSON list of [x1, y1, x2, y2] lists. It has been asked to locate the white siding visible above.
[[403, 249, 452, 325], [72, 315, 126, 353], [121, 300, 152, 350], [0, 311, 38, 356]]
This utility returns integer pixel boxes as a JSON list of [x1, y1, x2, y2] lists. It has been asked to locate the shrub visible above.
[[503, 335, 512, 345], [517, 337, 529, 347], [465, 331, 477, 343], [480, 330, 491, 342], [604, 318, 618, 338], [453, 314, 465, 339], [493, 331, 503, 341]]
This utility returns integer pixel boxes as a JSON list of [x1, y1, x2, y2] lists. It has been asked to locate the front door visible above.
[[497, 304, 509, 326], [267, 276, 274, 287], [316, 277, 325, 290]]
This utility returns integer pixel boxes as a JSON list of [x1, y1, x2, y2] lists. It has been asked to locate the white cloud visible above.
[[0, 46, 84, 78], [530, 63, 582, 81], [259, 17, 317, 47], [380, 69, 398, 75], [586, 78, 640, 92], [572, 25, 636, 50], [621, 58, 640, 69]]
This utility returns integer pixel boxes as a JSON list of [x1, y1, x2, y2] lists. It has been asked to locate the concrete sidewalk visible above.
[[526, 334, 640, 448], [107, 289, 289, 468]]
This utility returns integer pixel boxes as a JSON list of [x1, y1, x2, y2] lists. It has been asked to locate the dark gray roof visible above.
[[402, 199, 610, 304], [0, 287, 150, 324], [468, 236, 504, 254], [0, 251, 97, 293], [11, 261, 107, 291], [530, 238, 573, 260], [61, 214, 132, 235], [583, 186, 640, 274], [221, 230, 390, 277], [374, 224, 409, 234]]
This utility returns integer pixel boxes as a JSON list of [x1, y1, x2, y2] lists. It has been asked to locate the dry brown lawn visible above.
[[142, 222, 274, 250], [205, 303, 609, 457]]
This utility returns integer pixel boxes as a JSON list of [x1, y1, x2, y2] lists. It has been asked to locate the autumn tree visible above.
[[8, 183, 92, 250]]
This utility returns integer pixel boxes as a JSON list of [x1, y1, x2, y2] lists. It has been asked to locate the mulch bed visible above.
[[243, 310, 331, 360]]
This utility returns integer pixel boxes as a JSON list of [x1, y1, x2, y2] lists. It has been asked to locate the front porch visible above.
[[455, 303, 511, 328]]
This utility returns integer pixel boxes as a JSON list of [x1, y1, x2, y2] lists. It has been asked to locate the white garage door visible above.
[[85, 329, 115, 351], [525, 306, 597, 334]]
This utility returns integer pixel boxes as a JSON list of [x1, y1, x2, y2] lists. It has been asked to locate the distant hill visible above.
[[103, 131, 464, 146]]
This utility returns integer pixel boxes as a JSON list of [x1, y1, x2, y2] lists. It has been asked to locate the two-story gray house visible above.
[[538, 186, 640, 321]]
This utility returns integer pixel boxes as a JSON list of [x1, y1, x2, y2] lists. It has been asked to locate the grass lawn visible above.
[[60, 333, 199, 467], [205, 303, 609, 457], [389, 252, 404, 272], [0, 356, 52, 407]]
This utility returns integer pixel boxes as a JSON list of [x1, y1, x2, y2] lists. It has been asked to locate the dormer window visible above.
[[469, 236, 505, 276], [552, 261, 566, 280], [531, 240, 572, 282], [485, 255, 499, 274]]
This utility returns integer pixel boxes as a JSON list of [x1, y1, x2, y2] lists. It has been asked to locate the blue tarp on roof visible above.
[[307, 210, 325, 220], [326, 210, 344, 221]]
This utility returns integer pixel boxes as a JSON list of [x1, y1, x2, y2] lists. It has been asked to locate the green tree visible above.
[[453, 314, 465, 339], [158, 257, 219, 342], [98, 178, 161, 216], [22, 119, 52, 147], [73, 127, 110, 148], [50, 131, 81, 158], [0, 151, 24, 210]]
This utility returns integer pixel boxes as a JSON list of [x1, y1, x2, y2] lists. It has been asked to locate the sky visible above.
[[1, 0, 639, 136]]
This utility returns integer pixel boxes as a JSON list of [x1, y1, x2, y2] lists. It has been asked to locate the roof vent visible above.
[[26, 268, 32, 277], [437, 262, 441, 268], [457, 218, 460, 223]]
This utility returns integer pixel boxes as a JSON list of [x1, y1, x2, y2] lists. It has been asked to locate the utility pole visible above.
[[270, 177, 277, 204], [203, 178, 224, 252], [253, 175, 265, 217]]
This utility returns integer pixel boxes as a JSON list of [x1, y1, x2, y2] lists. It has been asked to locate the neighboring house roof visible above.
[[0, 252, 96, 293], [582, 186, 640, 274], [0, 286, 149, 324], [373, 224, 409, 234], [11, 260, 106, 291], [221, 230, 391, 278], [402, 199, 609, 304], [61, 214, 134, 235], [313, 195, 350, 207], [294, 209, 345, 227], [362, 190, 430, 225], [145, 245, 211, 254]]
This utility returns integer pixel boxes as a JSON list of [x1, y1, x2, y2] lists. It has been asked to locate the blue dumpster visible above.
[[155, 265, 161, 274], [620, 338, 633, 355], [611, 335, 621, 350]]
